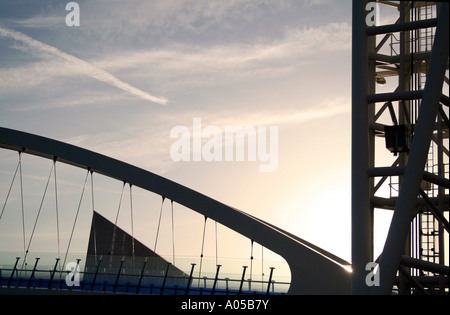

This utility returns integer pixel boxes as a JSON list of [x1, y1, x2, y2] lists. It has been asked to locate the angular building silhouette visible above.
[[84, 211, 187, 292]]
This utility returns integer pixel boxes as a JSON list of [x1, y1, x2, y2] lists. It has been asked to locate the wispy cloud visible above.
[[8, 15, 63, 29], [101, 22, 350, 70], [93, 22, 350, 91], [60, 95, 349, 174], [193, 95, 350, 128], [76, 0, 292, 41], [0, 26, 168, 105]]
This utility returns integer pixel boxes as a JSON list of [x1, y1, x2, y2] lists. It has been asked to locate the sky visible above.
[[0, 0, 361, 281]]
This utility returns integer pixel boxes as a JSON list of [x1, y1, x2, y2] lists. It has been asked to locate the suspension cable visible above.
[[0, 153, 26, 267], [110, 181, 126, 258], [90, 170, 97, 261], [62, 169, 90, 274], [0, 155, 21, 222], [90, 170, 95, 212], [171, 200, 175, 265], [215, 221, 218, 266], [198, 216, 207, 287], [20, 161, 55, 274], [250, 240, 254, 290], [19, 152, 26, 261], [154, 196, 165, 252], [129, 184, 135, 271], [54, 159, 61, 260], [261, 245, 265, 290]]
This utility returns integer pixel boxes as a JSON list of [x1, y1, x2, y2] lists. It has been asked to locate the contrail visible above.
[[0, 26, 168, 105]]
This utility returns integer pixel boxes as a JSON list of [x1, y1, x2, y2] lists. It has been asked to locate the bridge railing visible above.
[[0, 252, 290, 295]]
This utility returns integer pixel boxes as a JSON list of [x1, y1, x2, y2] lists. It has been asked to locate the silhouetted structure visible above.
[[84, 211, 187, 290]]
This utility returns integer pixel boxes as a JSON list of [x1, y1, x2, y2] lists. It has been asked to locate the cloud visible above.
[[92, 22, 351, 91], [0, 26, 168, 105], [103, 22, 350, 70], [76, 0, 292, 41], [8, 15, 63, 29], [193, 95, 350, 128], [59, 94, 349, 175]]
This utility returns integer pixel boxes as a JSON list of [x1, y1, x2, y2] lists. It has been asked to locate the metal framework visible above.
[[352, 1, 449, 294]]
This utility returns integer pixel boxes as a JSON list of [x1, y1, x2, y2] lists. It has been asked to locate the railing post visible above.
[[160, 262, 171, 295], [113, 258, 125, 293], [185, 263, 196, 295], [238, 266, 248, 295], [48, 258, 60, 289], [136, 259, 148, 294], [27, 257, 40, 288], [91, 258, 102, 292], [266, 267, 275, 295], [225, 277, 230, 294], [211, 264, 221, 295], [8, 257, 20, 287], [68, 259, 81, 291]]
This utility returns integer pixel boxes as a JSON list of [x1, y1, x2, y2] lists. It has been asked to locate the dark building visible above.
[[84, 211, 187, 292]]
